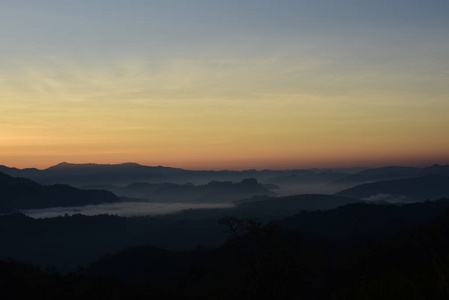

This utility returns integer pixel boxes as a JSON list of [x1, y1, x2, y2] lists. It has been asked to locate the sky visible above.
[[1, 0, 449, 170]]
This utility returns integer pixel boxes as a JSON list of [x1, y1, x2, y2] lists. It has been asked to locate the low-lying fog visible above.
[[22, 202, 235, 219]]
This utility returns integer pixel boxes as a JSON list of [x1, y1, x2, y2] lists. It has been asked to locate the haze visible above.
[[22, 202, 235, 219]]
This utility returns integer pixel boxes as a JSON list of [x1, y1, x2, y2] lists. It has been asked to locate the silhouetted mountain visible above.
[[231, 194, 362, 218], [333, 164, 449, 185], [422, 163, 449, 175], [281, 198, 449, 241], [84, 178, 276, 203], [0, 213, 134, 269], [2, 162, 448, 198], [269, 172, 348, 185], [0, 165, 20, 175], [0, 162, 360, 189], [0, 212, 227, 270], [357, 166, 422, 176], [46, 162, 153, 172], [0, 163, 190, 186], [0, 172, 120, 212], [336, 174, 449, 202]]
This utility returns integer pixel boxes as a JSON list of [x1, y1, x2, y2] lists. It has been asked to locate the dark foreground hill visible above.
[[4, 209, 449, 300], [2, 197, 449, 272], [233, 194, 361, 215], [281, 198, 449, 241], [0, 194, 358, 269], [86, 203, 449, 299], [336, 174, 449, 202], [0, 172, 120, 212]]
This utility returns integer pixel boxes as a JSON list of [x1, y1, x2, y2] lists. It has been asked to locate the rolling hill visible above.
[[0, 172, 120, 212], [336, 174, 449, 202]]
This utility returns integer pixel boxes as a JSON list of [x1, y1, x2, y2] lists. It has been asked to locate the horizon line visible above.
[[1, 161, 448, 172]]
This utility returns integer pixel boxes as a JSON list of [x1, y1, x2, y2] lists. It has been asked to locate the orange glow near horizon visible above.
[[1, 58, 448, 171], [1, 1, 449, 172], [3, 150, 449, 171]]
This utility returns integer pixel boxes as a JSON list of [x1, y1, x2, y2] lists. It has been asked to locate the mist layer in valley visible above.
[[22, 202, 235, 219], [3, 163, 449, 218]]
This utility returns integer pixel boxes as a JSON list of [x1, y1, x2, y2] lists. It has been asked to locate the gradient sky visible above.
[[1, 0, 449, 170]]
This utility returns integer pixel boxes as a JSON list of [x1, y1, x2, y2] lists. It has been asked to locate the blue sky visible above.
[[2, 0, 448, 60]]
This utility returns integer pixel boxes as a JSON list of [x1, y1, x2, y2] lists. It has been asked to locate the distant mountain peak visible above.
[[336, 174, 449, 202], [46, 162, 144, 171], [0, 172, 120, 212], [47, 162, 97, 170], [240, 178, 258, 185], [119, 162, 142, 166]]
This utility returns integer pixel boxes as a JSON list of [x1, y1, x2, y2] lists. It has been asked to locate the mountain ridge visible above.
[[336, 174, 449, 202], [0, 172, 121, 212]]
